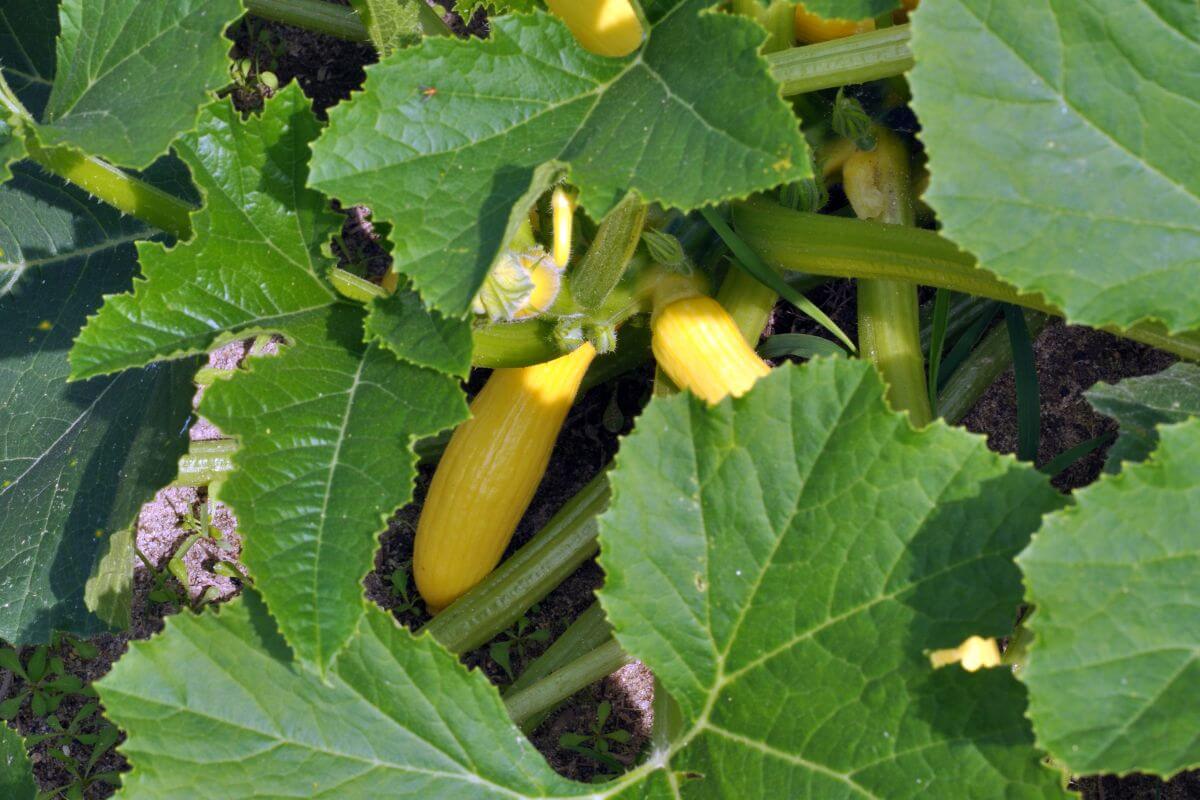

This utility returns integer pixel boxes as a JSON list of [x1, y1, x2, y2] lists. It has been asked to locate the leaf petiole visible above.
[[731, 197, 1200, 361]]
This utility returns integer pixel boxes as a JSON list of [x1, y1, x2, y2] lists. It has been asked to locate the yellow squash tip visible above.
[[651, 295, 771, 405], [547, 0, 644, 58]]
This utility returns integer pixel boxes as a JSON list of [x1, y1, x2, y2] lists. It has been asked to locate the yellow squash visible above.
[[793, 2, 874, 43], [652, 294, 771, 405], [546, 0, 644, 57], [414, 343, 597, 611]]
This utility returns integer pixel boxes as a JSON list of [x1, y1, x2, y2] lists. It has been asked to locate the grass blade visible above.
[[926, 288, 950, 417], [1039, 432, 1116, 478], [702, 207, 856, 352], [1003, 305, 1041, 463]]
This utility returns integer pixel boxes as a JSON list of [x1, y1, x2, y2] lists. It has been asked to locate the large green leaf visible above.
[[1086, 363, 1200, 473], [0, 725, 35, 800], [100, 591, 586, 798], [0, 162, 194, 643], [310, 2, 809, 314], [71, 85, 470, 669], [909, 0, 1200, 334], [70, 84, 340, 380], [1019, 418, 1200, 777], [200, 305, 466, 671], [99, 360, 1067, 797], [0, 0, 57, 118], [598, 360, 1067, 797], [35, 0, 243, 168]]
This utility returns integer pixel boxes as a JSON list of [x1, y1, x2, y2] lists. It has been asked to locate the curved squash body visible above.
[[414, 343, 597, 611], [793, 3, 874, 44], [651, 295, 770, 405], [546, 0, 644, 57]]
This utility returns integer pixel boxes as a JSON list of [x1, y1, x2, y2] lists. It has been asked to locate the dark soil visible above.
[[3, 2, 1195, 798]]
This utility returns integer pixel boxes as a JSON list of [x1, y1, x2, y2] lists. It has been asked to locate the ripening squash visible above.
[[652, 294, 771, 404], [546, 0, 644, 57], [414, 343, 597, 611], [793, 2, 874, 44]]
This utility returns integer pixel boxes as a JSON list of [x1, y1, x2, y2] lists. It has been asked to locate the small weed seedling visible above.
[[489, 609, 551, 682], [386, 561, 421, 616], [558, 701, 632, 779], [0, 645, 89, 720]]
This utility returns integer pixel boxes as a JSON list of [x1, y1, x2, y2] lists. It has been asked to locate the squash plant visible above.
[[2, 0, 1199, 797]]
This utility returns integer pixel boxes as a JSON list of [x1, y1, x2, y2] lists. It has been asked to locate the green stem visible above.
[[25, 141, 195, 241], [858, 279, 930, 424], [244, 0, 452, 40], [173, 440, 237, 487], [716, 269, 779, 345], [731, 197, 1200, 361], [846, 131, 931, 426], [938, 311, 1050, 425], [503, 639, 632, 727], [424, 473, 609, 653], [505, 603, 614, 732], [1, 72, 196, 240], [768, 25, 913, 97]]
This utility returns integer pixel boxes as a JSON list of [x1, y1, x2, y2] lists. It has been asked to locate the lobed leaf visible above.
[[1086, 363, 1200, 473], [99, 590, 583, 798], [101, 359, 1068, 797], [70, 85, 471, 669], [598, 359, 1068, 797], [1019, 418, 1200, 777], [0, 162, 194, 643], [38, 0, 243, 168], [310, 2, 810, 314], [909, 0, 1200, 334], [70, 84, 340, 380], [199, 305, 467, 671]]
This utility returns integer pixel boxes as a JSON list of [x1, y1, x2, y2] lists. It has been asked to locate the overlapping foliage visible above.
[[2, 0, 1199, 796]]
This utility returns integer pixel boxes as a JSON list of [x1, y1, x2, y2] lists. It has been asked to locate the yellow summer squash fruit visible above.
[[414, 343, 597, 611], [652, 294, 771, 405], [793, 3, 874, 44], [546, 0, 644, 57]]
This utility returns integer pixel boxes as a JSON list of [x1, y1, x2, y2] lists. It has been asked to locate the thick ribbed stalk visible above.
[[939, 311, 1050, 425], [245, 0, 451, 40], [424, 474, 609, 653], [173, 440, 236, 487], [505, 603, 614, 732], [414, 344, 597, 611], [770, 25, 913, 96], [716, 270, 778, 345], [504, 639, 632, 727], [730, 197, 1200, 361], [845, 130, 931, 426]]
